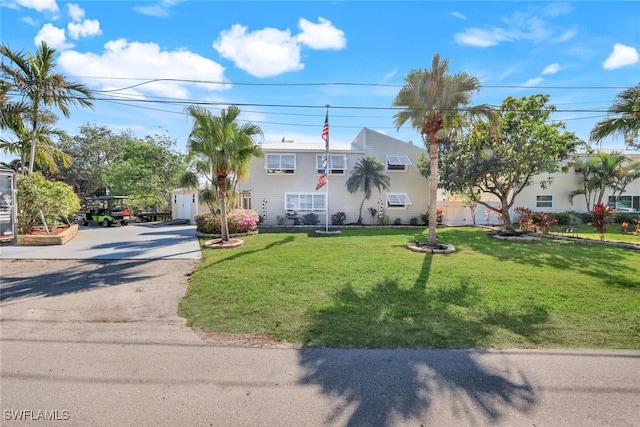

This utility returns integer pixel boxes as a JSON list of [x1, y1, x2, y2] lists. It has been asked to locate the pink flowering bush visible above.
[[195, 209, 259, 234]]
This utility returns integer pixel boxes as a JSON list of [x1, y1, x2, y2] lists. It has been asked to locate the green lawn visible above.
[[178, 227, 640, 349], [549, 223, 640, 244]]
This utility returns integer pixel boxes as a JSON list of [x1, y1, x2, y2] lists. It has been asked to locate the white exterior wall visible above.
[[239, 128, 431, 225], [514, 151, 640, 213]]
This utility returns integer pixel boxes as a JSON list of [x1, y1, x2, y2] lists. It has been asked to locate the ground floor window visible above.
[[536, 195, 553, 208], [240, 190, 252, 210], [608, 195, 640, 211], [386, 192, 412, 209], [285, 193, 327, 211]]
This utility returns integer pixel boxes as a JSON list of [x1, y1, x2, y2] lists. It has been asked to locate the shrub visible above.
[[420, 212, 429, 225], [302, 212, 320, 225], [535, 212, 558, 234], [17, 173, 80, 234], [409, 217, 419, 226], [377, 213, 390, 226], [276, 215, 287, 225], [195, 209, 259, 234], [331, 211, 346, 225], [393, 218, 402, 225], [554, 211, 584, 226], [515, 206, 535, 231]]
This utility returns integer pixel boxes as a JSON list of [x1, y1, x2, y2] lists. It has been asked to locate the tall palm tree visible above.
[[0, 42, 94, 174], [186, 105, 263, 241], [590, 83, 640, 150], [346, 156, 391, 224], [392, 54, 491, 245]]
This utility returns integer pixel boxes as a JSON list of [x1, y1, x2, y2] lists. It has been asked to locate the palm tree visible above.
[[186, 105, 263, 241], [392, 54, 491, 245], [590, 83, 640, 150], [0, 42, 94, 174], [346, 156, 391, 224], [568, 151, 638, 209]]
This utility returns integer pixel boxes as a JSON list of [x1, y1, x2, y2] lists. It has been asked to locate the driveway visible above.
[[0, 222, 202, 260], [1, 224, 639, 426]]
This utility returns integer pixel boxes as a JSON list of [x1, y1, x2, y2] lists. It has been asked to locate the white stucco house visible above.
[[172, 133, 639, 226], [512, 150, 640, 214], [241, 128, 432, 226]]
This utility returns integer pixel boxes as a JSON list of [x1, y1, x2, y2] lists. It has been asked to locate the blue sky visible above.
[[1, 0, 639, 164]]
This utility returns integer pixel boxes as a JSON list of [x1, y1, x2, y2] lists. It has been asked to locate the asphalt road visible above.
[[1, 224, 639, 426]]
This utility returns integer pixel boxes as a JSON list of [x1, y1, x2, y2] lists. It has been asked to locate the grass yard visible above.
[[178, 227, 640, 349], [549, 223, 640, 244]]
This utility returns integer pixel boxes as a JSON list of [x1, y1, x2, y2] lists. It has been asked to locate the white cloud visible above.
[[58, 39, 228, 99], [553, 27, 577, 43], [542, 63, 560, 75], [14, 0, 58, 13], [450, 11, 466, 20], [68, 19, 101, 39], [67, 3, 84, 21], [34, 23, 72, 49], [603, 43, 639, 70], [455, 7, 576, 47], [22, 16, 39, 26], [296, 17, 346, 50], [133, 0, 182, 17], [214, 24, 303, 78], [213, 18, 346, 78], [454, 28, 510, 47], [523, 77, 543, 87]]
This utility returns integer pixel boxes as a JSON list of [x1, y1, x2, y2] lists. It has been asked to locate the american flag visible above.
[[316, 111, 329, 190], [321, 112, 329, 150]]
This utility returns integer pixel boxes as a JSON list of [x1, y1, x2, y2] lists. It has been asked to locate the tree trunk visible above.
[[217, 175, 230, 241], [428, 135, 438, 245], [358, 196, 366, 225], [501, 199, 513, 230]]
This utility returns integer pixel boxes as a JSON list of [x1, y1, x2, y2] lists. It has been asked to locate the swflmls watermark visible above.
[[3, 409, 70, 421]]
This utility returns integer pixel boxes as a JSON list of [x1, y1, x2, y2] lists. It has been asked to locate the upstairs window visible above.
[[316, 154, 347, 174], [265, 154, 296, 174], [386, 155, 412, 171], [386, 193, 412, 209]]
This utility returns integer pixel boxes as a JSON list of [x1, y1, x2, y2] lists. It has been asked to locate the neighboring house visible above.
[[512, 150, 640, 214], [237, 128, 431, 226]]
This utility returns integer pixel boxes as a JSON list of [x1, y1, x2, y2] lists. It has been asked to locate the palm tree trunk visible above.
[[358, 196, 366, 225], [428, 135, 438, 245], [217, 175, 230, 241]]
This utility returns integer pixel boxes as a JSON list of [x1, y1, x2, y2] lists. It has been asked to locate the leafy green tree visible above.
[[590, 83, 640, 150], [346, 156, 391, 224], [0, 42, 94, 174], [186, 105, 263, 241], [56, 124, 131, 198], [437, 94, 582, 230], [16, 172, 80, 234], [393, 54, 492, 245], [106, 133, 188, 212]]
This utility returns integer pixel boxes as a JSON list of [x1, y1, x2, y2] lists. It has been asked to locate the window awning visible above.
[[386, 193, 412, 205], [386, 155, 412, 165]]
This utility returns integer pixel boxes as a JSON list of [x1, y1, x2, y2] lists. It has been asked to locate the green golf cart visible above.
[[82, 196, 130, 227]]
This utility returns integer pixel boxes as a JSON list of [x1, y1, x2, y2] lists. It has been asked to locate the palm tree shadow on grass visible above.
[[299, 254, 539, 426]]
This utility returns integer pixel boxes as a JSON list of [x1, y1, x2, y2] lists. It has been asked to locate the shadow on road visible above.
[[0, 260, 156, 302]]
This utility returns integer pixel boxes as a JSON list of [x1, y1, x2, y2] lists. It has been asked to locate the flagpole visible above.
[[325, 105, 329, 232]]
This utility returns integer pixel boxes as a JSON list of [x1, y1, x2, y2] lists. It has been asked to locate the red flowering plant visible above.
[[195, 209, 259, 235], [591, 202, 612, 241], [621, 221, 629, 233]]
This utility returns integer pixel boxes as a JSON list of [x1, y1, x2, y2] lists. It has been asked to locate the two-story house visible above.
[[173, 128, 431, 225]]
